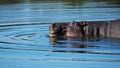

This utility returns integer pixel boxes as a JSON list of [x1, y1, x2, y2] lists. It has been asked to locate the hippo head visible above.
[[49, 23, 66, 36], [49, 21, 88, 37]]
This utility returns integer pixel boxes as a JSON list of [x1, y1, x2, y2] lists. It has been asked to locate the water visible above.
[[0, 0, 120, 68]]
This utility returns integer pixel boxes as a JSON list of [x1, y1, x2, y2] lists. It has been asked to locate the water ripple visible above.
[[0, 57, 120, 62], [0, 1, 120, 67]]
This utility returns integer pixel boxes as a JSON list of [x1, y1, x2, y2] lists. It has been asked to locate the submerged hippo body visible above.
[[83, 19, 120, 38], [49, 19, 120, 38], [83, 21, 108, 38]]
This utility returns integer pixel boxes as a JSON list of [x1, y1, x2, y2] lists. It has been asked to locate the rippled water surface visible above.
[[0, 0, 120, 68]]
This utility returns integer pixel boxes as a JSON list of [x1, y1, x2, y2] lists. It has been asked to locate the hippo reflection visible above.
[[49, 19, 120, 38]]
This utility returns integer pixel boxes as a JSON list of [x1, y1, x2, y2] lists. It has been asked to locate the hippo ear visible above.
[[80, 22, 89, 35], [80, 22, 88, 27], [51, 23, 59, 29], [51, 23, 56, 26], [50, 23, 58, 31]]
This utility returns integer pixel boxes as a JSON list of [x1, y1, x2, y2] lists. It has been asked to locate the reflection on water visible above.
[[0, 0, 120, 68], [50, 36, 120, 55]]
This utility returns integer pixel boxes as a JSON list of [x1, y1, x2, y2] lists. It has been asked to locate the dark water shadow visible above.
[[49, 36, 101, 45], [49, 36, 120, 55]]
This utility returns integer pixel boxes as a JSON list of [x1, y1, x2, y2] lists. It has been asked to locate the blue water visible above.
[[0, 0, 120, 68]]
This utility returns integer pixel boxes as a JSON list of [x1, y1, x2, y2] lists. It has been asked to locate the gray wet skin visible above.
[[66, 22, 84, 37], [81, 19, 120, 38]]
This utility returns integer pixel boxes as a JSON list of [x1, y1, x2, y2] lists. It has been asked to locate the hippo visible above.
[[49, 19, 120, 38], [49, 21, 84, 37]]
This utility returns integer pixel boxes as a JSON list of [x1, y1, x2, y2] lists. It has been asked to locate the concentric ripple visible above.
[[0, 23, 50, 51], [0, 22, 120, 64]]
